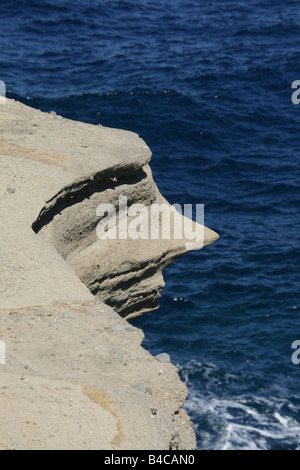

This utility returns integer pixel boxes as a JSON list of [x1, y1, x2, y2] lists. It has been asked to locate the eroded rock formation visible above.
[[34, 162, 218, 318], [0, 98, 218, 449]]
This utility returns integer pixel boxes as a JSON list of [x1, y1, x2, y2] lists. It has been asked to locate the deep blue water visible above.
[[1, 0, 300, 450]]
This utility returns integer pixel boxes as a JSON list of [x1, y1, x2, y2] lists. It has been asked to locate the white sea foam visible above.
[[180, 361, 300, 450]]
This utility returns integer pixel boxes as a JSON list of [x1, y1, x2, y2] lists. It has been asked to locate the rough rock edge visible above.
[[0, 301, 196, 450], [0, 98, 219, 450]]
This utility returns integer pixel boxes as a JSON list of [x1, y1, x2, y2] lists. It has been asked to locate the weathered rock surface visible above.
[[0, 301, 195, 450], [0, 98, 219, 450], [35, 163, 218, 319]]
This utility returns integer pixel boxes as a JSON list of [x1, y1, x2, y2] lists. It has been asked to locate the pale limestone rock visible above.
[[0, 98, 219, 450]]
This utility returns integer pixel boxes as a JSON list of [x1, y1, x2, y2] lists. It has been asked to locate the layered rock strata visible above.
[[0, 98, 218, 449]]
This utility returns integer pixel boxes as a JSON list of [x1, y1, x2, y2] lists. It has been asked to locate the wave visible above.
[[9, 87, 192, 103], [180, 361, 300, 450]]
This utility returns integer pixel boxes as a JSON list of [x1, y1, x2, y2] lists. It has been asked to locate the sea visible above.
[[1, 0, 299, 450]]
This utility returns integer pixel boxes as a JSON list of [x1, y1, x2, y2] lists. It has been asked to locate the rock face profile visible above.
[[0, 98, 218, 450]]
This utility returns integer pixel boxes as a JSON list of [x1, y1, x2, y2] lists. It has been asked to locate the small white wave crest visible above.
[[180, 361, 300, 450]]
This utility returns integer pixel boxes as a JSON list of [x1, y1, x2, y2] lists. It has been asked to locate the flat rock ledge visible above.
[[0, 99, 218, 450]]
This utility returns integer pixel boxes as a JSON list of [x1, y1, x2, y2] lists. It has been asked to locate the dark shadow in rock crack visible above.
[[32, 166, 149, 234]]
